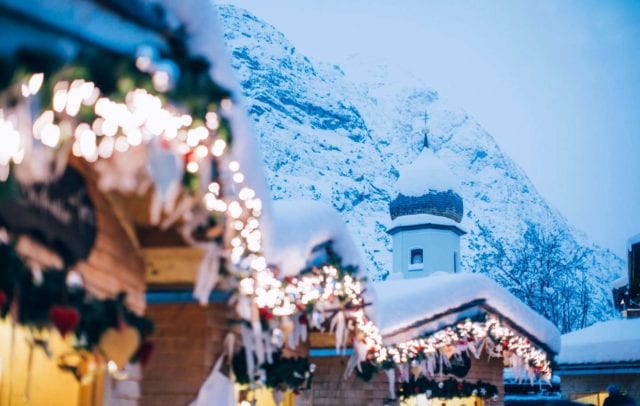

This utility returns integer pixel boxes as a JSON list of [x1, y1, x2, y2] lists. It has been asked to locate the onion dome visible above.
[[389, 146, 463, 223]]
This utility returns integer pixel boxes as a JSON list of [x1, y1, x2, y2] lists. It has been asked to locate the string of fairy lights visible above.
[[239, 263, 553, 381], [0, 52, 552, 388]]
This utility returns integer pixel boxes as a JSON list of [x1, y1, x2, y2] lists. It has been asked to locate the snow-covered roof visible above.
[[371, 272, 561, 354], [395, 148, 458, 197], [386, 213, 466, 233], [611, 275, 629, 289], [159, 0, 271, 211], [628, 233, 640, 251], [262, 199, 364, 277], [557, 318, 640, 366]]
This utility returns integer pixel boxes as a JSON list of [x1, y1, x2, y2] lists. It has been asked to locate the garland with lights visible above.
[[234, 241, 552, 399], [0, 241, 154, 380], [232, 349, 314, 393], [0, 10, 265, 332]]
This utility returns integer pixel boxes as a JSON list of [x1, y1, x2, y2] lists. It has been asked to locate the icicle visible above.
[[280, 317, 294, 348], [400, 363, 410, 383], [468, 337, 485, 359], [330, 311, 346, 354], [288, 317, 301, 349], [426, 355, 436, 377], [252, 320, 265, 366], [161, 196, 193, 229], [235, 295, 252, 321], [147, 139, 182, 225], [311, 302, 325, 330], [193, 244, 221, 305], [272, 389, 285, 406], [300, 320, 308, 343], [420, 359, 428, 378], [224, 333, 235, 363], [343, 339, 367, 378], [241, 325, 255, 384], [384, 368, 396, 400], [264, 333, 273, 364]]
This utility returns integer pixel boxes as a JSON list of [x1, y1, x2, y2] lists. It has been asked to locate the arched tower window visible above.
[[410, 249, 423, 265], [454, 252, 458, 273]]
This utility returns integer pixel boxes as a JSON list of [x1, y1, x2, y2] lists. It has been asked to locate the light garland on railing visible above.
[[238, 254, 553, 386]]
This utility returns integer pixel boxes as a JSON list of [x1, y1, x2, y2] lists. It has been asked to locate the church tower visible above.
[[387, 130, 465, 278]]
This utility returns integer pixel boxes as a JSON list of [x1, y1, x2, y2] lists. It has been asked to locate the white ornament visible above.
[[147, 140, 182, 225], [65, 271, 84, 288]]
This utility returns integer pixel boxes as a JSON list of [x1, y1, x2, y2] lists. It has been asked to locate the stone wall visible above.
[[561, 374, 640, 403]]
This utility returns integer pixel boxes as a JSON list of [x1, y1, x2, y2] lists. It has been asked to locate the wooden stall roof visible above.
[[71, 158, 146, 314], [109, 191, 203, 290]]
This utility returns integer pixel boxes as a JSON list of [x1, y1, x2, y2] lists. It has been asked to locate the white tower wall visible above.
[[391, 226, 461, 278]]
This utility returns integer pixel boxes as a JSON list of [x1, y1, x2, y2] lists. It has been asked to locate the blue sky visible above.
[[224, 0, 640, 257]]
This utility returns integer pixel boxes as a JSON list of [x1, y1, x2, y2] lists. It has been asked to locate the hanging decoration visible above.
[[0, 242, 153, 378]]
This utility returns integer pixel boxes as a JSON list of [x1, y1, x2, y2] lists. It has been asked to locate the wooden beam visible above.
[[143, 246, 204, 287]]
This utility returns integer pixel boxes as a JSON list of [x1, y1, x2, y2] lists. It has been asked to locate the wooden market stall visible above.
[[0, 159, 147, 405], [0, 0, 255, 405]]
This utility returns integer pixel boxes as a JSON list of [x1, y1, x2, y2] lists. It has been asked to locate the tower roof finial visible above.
[[422, 111, 429, 149]]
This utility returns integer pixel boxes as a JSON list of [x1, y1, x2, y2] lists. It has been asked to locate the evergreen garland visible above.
[[398, 377, 498, 400], [0, 242, 153, 362], [232, 348, 313, 392]]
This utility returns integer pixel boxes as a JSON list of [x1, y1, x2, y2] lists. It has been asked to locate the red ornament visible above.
[[259, 307, 273, 320], [49, 306, 80, 337], [136, 341, 155, 368], [299, 313, 308, 325], [415, 386, 421, 394], [184, 151, 194, 163], [0, 291, 7, 308], [457, 382, 463, 391]]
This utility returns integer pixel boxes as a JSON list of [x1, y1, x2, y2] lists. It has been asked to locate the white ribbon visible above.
[[193, 244, 221, 305], [384, 368, 396, 400], [331, 311, 347, 354]]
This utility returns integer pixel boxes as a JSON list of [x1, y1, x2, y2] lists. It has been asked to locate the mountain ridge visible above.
[[218, 4, 624, 328]]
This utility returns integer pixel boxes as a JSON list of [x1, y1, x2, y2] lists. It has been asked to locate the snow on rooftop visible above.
[[628, 233, 640, 251], [395, 148, 458, 197], [160, 0, 272, 214], [557, 318, 640, 365], [611, 275, 628, 289], [387, 213, 466, 233], [371, 272, 561, 353], [262, 199, 364, 277]]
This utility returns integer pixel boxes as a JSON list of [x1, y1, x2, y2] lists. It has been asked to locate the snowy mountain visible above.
[[217, 4, 624, 327]]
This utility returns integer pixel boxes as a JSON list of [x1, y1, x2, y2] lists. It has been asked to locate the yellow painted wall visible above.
[[238, 386, 296, 406], [0, 318, 104, 406]]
